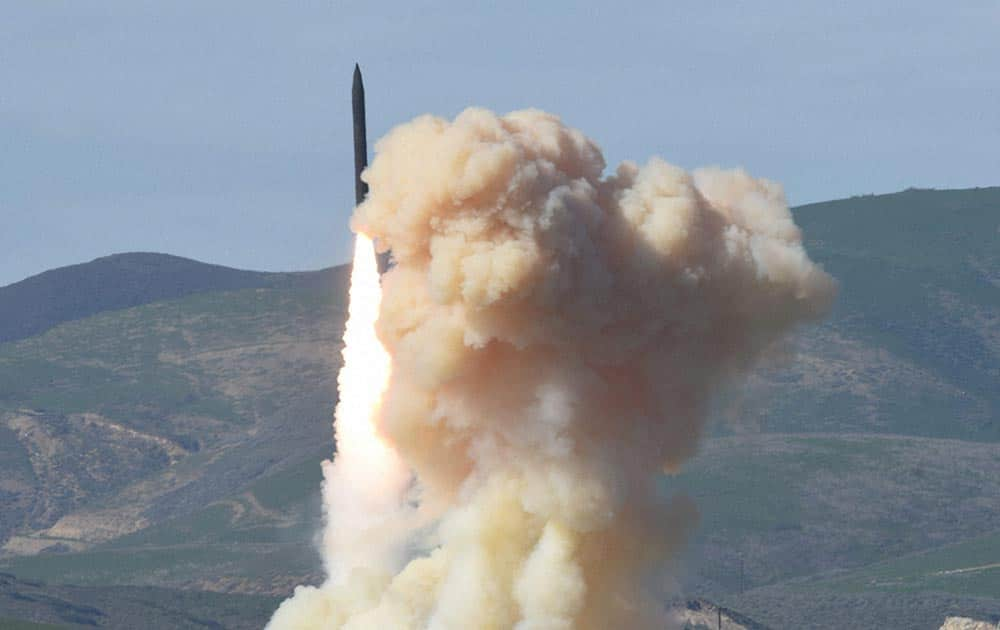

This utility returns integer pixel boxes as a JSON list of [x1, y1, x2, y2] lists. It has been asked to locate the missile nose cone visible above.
[[353, 64, 364, 92]]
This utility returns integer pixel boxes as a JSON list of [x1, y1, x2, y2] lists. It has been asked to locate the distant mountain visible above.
[[747, 186, 1000, 441], [0, 253, 348, 344]]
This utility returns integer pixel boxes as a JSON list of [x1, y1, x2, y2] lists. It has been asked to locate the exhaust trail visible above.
[[317, 232, 411, 585], [269, 108, 835, 630]]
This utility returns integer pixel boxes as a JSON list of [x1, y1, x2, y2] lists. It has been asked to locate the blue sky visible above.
[[3, 0, 998, 286]]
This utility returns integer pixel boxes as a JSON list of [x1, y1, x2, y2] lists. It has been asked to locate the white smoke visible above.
[[268, 108, 835, 629]]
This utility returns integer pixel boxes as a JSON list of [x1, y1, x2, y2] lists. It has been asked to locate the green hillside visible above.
[[748, 187, 1000, 441], [665, 434, 1000, 594], [0, 282, 347, 558], [812, 530, 1000, 599], [0, 573, 277, 629]]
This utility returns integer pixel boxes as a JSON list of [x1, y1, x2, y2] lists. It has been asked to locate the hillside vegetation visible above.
[[0, 282, 346, 559], [751, 187, 1000, 441]]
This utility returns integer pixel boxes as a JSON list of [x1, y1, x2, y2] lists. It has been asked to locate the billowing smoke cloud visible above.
[[268, 108, 835, 629]]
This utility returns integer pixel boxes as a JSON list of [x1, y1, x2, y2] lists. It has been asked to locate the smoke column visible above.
[[268, 108, 835, 629]]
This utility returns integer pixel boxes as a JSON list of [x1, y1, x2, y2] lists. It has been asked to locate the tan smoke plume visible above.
[[268, 108, 835, 629]]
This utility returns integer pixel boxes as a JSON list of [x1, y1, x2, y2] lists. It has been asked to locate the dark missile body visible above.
[[352, 64, 369, 206], [352, 64, 390, 272]]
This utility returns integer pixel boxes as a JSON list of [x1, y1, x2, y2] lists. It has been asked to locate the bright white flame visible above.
[[334, 234, 392, 461], [321, 233, 410, 582]]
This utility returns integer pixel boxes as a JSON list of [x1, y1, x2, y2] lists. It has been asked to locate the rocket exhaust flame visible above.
[[331, 233, 390, 465], [268, 106, 835, 629], [333, 235, 389, 461], [318, 232, 410, 584]]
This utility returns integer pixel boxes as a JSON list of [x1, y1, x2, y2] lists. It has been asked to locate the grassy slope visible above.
[[0, 448, 328, 595], [0, 285, 345, 432], [665, 434, 1000, 595], [801, 530, 1000, 599], [0, 573, 278, 630], [722, 588, 1000, 630], [0, 619, 66, 630], [0, 284, 346, 551], [755, 187, 1000, 440]]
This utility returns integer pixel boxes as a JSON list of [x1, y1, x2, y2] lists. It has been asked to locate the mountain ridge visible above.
[[0, 252, 349, 345]]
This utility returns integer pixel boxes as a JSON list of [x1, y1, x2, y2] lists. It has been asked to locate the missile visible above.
[[353, 64, 390, 272], [352, 63, 369, 206]]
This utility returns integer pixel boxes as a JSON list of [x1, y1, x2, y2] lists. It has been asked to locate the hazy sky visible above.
[[3, 1, 998, 286]]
